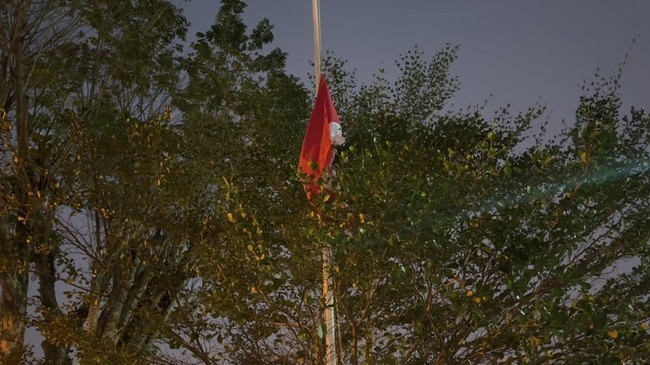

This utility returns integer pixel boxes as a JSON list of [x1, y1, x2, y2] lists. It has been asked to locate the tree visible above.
[[1, 0, 195, 363], [1, 0, 648, 363], [192, 46, 649, 364], [1, 1, 82, 361], [319, 53, 649, 364], [2, 0, 308, 363], [162, 1, 313, 362]]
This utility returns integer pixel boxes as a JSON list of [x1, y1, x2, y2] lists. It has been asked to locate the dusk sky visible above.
[[182, 1, 650, 127]]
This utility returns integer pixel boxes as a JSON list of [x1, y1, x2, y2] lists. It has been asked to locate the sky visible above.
[[181, 0, 650, 128]]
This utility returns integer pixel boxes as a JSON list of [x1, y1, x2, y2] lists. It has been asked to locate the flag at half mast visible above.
[[298, 76, 345, 199]]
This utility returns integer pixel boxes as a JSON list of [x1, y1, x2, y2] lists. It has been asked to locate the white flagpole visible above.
[[322, 248, 336, 365], [312, 0, 322, 87], [312, 1, 337, 364]]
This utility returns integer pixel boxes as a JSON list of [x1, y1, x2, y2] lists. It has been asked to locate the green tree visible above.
[[2, 0, 648, 364], [1, 0, 83, 361], [2, 0, 308, 363], [193, 45, 649, 364], [0, 0, 198, 363], [321, 54, 649, 364], [163, 1, 312, 362]]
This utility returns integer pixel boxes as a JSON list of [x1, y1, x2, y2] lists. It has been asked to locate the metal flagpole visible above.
[[312, 0, 322, 87], [312, 1, 337, 364], [322, 249, 336, 365]]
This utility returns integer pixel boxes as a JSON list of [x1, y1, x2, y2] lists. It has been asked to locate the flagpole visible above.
[[312, 0, 322, 87], [312, 1, 337, 365]]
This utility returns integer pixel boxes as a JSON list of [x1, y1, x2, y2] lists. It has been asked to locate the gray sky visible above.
[[182, 0, 650, 125]]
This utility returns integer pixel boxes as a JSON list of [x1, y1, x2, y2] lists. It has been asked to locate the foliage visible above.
[[310, 54, 649, 364], [195, 48, 650, 364], [0, 0, 648, 364], [0, 0, 293, 363]]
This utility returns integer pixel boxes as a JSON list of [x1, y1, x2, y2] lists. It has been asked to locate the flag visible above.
[[298, 76, 342, 199]]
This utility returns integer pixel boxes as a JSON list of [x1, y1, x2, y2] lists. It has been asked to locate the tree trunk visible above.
[[36, 250, 70, 365], [0, 219, 29, 362], [350, 324, 358, 365], [1, 0, 32, 361]]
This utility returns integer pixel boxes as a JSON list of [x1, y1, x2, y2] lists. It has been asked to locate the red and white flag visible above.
[[298, 76, 344, 199]]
